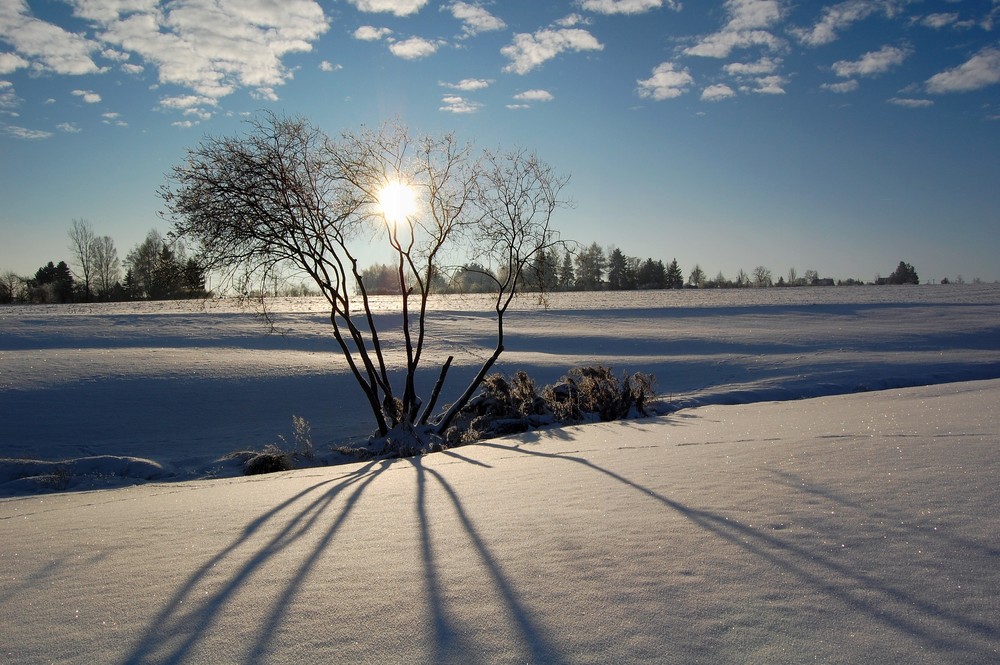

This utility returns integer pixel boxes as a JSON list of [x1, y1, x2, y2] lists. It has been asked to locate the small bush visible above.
[[446, 365, 657, 445], [244, 445, 292, 475]]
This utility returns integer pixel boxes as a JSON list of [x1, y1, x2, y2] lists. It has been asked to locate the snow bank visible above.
[[1, 380, 997, 663]]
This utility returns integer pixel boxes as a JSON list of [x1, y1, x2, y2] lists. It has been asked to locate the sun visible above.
[[377, 181, 418, 224]]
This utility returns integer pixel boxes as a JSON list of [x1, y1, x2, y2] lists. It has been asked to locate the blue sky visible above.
[[2, 0, 999, 284]]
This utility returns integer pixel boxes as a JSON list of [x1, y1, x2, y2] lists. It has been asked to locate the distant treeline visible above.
[[0, 220, 207, 305], [0, 228, 937, 305], [355, 245, 925, 296]]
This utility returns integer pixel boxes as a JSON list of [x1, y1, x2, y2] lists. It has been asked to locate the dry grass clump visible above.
[[444, 365, 656, 445]]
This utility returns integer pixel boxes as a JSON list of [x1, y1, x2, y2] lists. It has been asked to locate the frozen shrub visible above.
[[543, 366, 656, 422], [243, 445, 292, 475]]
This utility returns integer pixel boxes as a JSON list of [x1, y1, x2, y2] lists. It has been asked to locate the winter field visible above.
[[2, 285, 999, 662]]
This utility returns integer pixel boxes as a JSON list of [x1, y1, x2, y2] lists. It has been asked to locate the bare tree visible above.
[[92, 235, 121, 300], [160, 113, 568, 452], [752, 265, 773, 287], [1, 271, 25, 303], [68, 218, 96, 301]]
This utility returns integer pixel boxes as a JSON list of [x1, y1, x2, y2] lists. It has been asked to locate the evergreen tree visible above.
[[637, 258, 666, 289], [887, 261, 919, 285], [606, 248, 629, 290], [574, 242, 605, 290], [665, 258, 684, 288], [557, 249, 575, 290]]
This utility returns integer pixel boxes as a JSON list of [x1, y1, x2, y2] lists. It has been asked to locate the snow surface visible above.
[[1, 380, 998, 663], [0, 285, 999, 662], [2, 285, 999, 489]]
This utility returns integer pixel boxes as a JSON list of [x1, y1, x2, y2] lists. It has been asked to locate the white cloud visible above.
[[888, 97, 934, 108], [832, 45, 910, 78], [684, 0, 784, 58], [72, 89, 102, 103], [439, 94, 482, 113], [577, 0, 680, 15], [353, 26, 393, 41], [447, 2, 506, 37], [87, 0, 328, 100], [926, 47, 1000, 93], [821, 80, 859, 93], [0, 0, 105, 75], [102, 111, 127, 126], [513, 89, 554, 102], [121, 62, 144, 75], [320, 61, 342, 72], [506, 103, 530, 110], [636, 62, 693, 100], [57, 121, 81, 133], [555, 14, 591, 27], [723, 56, 780, 76], [442, 78, 492, 91], [0, 80, 20, 110], [501, 28, 603, 74], [749, 74, 785, 94], [158, 94, 217, 110], [4, 124, 53, 139], [701, 83, 735, 101], [920, 13, 959, 30], [0, 52, 29, 75], [792, 0, 880, 47], [346, 0, 428, 16], [389, 36, 441, 60]]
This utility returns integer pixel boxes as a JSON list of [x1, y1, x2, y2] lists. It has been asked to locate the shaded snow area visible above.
[[1, 285, 998, 493], [1, 380, 998, 663]]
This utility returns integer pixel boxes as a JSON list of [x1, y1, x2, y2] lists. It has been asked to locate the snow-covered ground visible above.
[[2, 380, 998, 663], [1, 285, 999, 663], [1, 285, 998, 489]]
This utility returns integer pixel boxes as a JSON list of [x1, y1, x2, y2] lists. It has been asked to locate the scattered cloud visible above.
[[0, 80, 21, 110], [4, 124, 53, 140], [346, 0, 428, 16], [36, 0, 330, 102], [102, 112, 127, 127], [701, 83, 736, 101], [442, 78, 492, 91], [354, 26, 393, 41], [637, 61, 693, 100], [577, 0, 680, 15], [501, 28, 603, 74], [389, 36, 442, 60], [440, 94, 482, 113], [919, 13, 960, 30], [447, 2, 506, 37], [926, 47, 1000, 93], [684, 0, 785, 58], [747, 74, 785, 94], [821, 80, 859, 93], [57, 122, 80, 133], [320, 61, 343, 72], [723, 56, 780, 76], [506, 103, 531, 110], [832, 45, 910, 78], [792, 0, 881, 47], [555, 14, 592, 27], [0, 52, 29, 75], [72, 89, 102, 104], [513, 89, 554, 102], [120, 63, 144, 75], [0, 1, 105, 75], [888, 97, 934, 108]]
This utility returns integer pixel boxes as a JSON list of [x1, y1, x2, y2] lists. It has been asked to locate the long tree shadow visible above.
[[411, 456, 566, 664], [119, 459, 389, 665], [476, 440, 1000, 659]]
